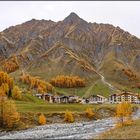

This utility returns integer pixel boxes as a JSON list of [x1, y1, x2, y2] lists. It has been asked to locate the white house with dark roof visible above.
[[68, 95, 79, 103], [88, 94, 107, 104]]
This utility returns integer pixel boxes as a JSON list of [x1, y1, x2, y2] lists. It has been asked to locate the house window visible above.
[[117, 96, 121, 102]]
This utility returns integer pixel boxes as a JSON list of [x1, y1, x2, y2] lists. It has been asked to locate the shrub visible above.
[[38, 113, 46, 125], [64, 110, 74, 123], [86, 107, 94, 119], [123, 119, 133, 126]]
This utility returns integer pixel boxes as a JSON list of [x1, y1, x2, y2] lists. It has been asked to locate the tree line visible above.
[[50, 75, 86, 88], [20, 73, 54, 93], [0, 71, 21, 128], [2, 56, 19, 73]]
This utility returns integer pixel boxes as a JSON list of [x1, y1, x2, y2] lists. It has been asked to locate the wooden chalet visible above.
[[35, 93, 54, 103], [35, 93, 78, 104], [59, 95, 69, 103]]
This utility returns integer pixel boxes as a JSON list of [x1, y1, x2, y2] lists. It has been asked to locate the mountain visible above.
[[0, 12, 140, 95]]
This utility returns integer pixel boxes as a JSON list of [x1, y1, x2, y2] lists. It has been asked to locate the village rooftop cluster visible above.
[[35, 91, 140, 104]]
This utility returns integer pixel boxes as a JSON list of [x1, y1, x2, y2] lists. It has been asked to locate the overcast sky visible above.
[[0, 1, 140, 38]]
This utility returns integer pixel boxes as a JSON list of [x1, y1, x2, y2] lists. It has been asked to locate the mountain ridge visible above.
[[0, 12, 140, 93]]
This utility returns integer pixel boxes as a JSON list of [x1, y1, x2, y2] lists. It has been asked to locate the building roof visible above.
[[47, 93, 53, 96], [35, 93, 53, 96], [110, 91, 140, 97], [35, 93, 42, 96], [97, 94, 107, 99], [68, 95, 79, 98], [89, 94, 107, 99], [53, 95, 60, 98], [60, 95, 69, 98]]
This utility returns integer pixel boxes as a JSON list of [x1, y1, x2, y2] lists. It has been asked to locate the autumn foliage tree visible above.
[[0, 71, 21, 128], [51, 75, 85, 88], [0, 71, 14, 97], [116, 102, 132, 127], [86, 107, 95, 119], [2, 56, 19, 73], [0, 87, 7, 127], [64, 110, 74, 123], [12, 86, 22, 100], [122, 68, 137, 81], [20, 73, 53, 93], [38, 113, 46, 125], [1, 99, 20, 128]]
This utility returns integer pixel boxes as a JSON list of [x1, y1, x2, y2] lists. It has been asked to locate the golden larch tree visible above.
[[86, 107, 95, 119], [3, 100, 20, 128], [0, 87, 7, 127], [64, 110, 74, 123], [116, 101, 132, 127], [38, 113, 46, 125], [12, 86, 22, 100], [51, 75, 85, 88]]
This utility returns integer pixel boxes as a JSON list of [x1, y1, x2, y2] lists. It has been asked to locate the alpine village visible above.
[[0, 12, 140, 139]]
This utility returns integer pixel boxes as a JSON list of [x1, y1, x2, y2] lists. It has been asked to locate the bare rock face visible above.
[[0, 12, 140, 87], [63, 12, 84, 25]]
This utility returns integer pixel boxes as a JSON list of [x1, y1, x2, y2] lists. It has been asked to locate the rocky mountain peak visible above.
[[63, 12, 84, 24], [0, 12, 140, 90]]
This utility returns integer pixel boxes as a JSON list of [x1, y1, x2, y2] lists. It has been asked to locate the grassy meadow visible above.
[[15, 94, 117, 113], [98, 119, 140, 139]]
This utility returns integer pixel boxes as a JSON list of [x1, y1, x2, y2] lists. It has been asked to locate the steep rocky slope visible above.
[[0, 12, 140, 92]]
